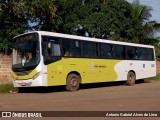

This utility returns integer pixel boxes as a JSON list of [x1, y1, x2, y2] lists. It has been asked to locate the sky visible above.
[[127, 0, 160, 23]]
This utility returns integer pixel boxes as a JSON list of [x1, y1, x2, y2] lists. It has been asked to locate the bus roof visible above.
[[14, 31, 154, 48]]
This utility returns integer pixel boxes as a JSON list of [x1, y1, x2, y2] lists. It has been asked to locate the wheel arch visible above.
[[66, 71, 82, 83], [128, 70, 136, 79]]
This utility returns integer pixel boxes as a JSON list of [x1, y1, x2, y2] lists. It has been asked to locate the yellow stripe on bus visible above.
[[12, 69, 38, 80]]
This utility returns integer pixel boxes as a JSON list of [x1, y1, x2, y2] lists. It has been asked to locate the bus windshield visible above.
[[12, 33, 40, 72]]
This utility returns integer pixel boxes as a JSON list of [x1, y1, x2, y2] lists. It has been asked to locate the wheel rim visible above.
[[71, 77, 78, 87], [129, 74, 134, 83]]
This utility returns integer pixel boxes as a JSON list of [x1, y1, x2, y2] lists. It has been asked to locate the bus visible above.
[[12, 31, 156, 91]]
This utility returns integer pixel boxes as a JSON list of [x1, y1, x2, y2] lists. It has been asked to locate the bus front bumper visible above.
[[12, 76, 43, 87]]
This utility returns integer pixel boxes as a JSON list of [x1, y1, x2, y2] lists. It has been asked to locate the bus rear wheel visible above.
[[66, 73, 80, 91], [126, 71, 136, 86]]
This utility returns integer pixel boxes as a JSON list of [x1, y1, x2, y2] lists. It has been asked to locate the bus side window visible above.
[[148, 48, 154, 61], [82, 41, 98, 58], [137, 48, 143, 60], [113, 45, 125, 59], [141, 48, 148, 60], [52, 44, 61, 56], [63, 39, 81, 57], [100, 43, 112, 58], [126, 46, 136, 60], [42, 36, 61, 65], [45, 42, 61, 57], [47, 42, 52, 56]]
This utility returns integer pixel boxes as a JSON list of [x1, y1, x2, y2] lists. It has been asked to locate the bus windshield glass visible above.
[[12, 33, 40, 72]]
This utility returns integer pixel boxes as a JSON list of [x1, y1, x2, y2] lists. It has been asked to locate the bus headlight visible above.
[[33, 72, 41, 80]]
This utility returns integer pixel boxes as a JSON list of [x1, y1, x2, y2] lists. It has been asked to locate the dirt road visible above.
[[0, 81, 160, 119]]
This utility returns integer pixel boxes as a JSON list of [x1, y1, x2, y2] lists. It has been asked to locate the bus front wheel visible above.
[[66, 73, 80, 91], [126, 71, 136, 86]]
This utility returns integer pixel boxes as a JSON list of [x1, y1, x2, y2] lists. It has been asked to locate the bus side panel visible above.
[[47, 60, 66, 86], [115, 60, 156, 81], [47, 58, 122, 86]]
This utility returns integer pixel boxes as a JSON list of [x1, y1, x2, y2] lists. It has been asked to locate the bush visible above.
[[0, 84, 18, 93], [144, 74, 160, 83]]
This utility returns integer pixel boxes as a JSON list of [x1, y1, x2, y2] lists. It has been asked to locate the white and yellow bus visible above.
[[12, 31, 156, 91]]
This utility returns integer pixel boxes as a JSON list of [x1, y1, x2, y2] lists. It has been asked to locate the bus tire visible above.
[[66, 73, 80, 91], [126, 71, 136, 86]]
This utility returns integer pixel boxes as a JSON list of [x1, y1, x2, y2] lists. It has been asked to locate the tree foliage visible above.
[[0, 0, 56, 53], [129, 0, 160, 44], [54, 0, 133, 41], [0, 0, 26, 52], [0, 0, 160, 54]]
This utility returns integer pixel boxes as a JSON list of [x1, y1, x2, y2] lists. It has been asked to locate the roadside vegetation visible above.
[[0, 84, 18, 93], [145, 73, 160, 81]]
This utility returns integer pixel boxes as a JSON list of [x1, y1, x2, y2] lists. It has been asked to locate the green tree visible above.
[[0, 0, 27, 53], [54, 0, 133, 41], [0, 0, 56, 53], [1, 0, 160, 54], [24, 0, 56, 31], [130, 0, 160, 44], [54, 0, 160, 45]]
